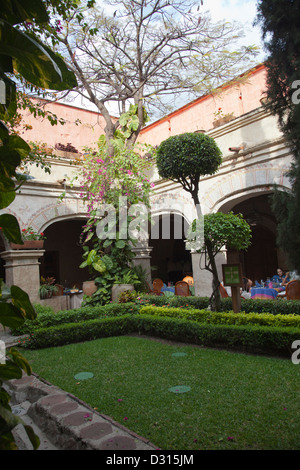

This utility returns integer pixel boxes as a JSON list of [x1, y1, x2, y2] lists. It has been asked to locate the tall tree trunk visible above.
[[191, 179, 201, 219], [206, 241, 221, 311]]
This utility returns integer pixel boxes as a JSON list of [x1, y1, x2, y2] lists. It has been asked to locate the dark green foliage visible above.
[[156, 132, 222, 182], [156, 132, 222, 209], [139, 305, 300, 328], [12, 302, 140, 335], [256, 0, 300, 145], [20, 313, 300, 357], [256, 0, 300, 270], [14, 296, 300, 337], [188, 212, 251, 311]]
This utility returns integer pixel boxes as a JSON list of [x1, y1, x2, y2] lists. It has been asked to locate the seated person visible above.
[[272, 268, 290, 287], [241, 277, 252, 299]]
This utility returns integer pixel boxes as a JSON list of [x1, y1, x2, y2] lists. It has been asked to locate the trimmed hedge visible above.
[[137, 295, 300, 315], [23, 315, 135, 349], [139, 306, 300, 328], [12, 303, 139, 335], [14, 297, 300, 337], [136, 295, 211, 309], [21, 314, 300, 357]]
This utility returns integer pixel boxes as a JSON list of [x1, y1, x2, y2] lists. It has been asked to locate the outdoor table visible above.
[[251, 287, 278, 300], [68, 291, 83, 308], [161, 286, 175, 294]]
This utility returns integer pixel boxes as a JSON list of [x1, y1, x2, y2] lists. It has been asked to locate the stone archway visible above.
[[219, 192, 287, 282], [40, 217, 89, 289], [149, 212, 192, 284]]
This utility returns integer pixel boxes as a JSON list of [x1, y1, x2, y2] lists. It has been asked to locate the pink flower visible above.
[[123, 417, 128, 421]]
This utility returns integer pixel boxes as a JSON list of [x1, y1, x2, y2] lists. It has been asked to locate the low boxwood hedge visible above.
[[12, 302, 139, 335], [139, 306, 300, 328], [20, 314, 300, 357], [136, 295, 300, 315], [13, 296, 300, 337]]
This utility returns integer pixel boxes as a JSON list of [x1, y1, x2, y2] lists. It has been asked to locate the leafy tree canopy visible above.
[[34, 0, 259, 149]]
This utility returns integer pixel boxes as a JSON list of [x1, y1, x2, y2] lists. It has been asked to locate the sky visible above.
[[205, 0, 266, 61], [65, 0, 266, 114]]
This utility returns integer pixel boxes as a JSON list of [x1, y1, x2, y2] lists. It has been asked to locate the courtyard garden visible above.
[[15, 295, 300, 450]]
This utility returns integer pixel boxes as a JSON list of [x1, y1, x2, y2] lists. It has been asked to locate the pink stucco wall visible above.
[[18, 64, 267, 152], [18, 99, 112, 153], [139, 64, 267, 147]]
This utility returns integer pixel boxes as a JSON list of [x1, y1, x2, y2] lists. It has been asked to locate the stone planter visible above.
[[10, 240, 44, 250], [39, 290, 53, 300], [82, 280, 97, 296], [213, 115, 235, 128], [55, 150, 83, 161], [111, 284, 134, 302]]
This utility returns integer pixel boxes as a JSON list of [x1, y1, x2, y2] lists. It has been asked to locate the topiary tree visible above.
[[156, 132, 222, 217], [187, 212, 252, 310]]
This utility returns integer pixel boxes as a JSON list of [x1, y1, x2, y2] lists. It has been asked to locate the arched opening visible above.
[[229, 193, 288, 282], [149, 213, 192, 284], [40, 218, 89, 288]]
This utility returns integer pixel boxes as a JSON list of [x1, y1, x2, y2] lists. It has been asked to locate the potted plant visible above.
[[111, 270, 140, 302], [10, 226, 46, 249], [38, 276, 58, 299], [80, 248, 108, 296], [212, 108, 235, 128]]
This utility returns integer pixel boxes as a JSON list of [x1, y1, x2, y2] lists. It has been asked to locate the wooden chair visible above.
[[152, 278, 164, 293], [146, 282, 162, 296], [286, 280, 300, 300], [219, 283, 229, 298], [175, 281, 190, 296], [52, 284, 64, 296]]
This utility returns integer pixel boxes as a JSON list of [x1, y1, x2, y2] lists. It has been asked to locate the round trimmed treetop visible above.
[[156, 132, 222, 181]]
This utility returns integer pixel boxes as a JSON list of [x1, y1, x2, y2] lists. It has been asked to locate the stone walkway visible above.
[[1, 330, 157, 451]]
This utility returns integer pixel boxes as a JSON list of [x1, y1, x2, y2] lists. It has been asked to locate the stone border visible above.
[[6, 373, 157, 451]]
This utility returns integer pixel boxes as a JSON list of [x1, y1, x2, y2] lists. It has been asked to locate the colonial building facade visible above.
[[0, 64, 292, 303]]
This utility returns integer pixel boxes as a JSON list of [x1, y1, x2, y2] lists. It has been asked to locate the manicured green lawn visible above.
[[23, 335, 300, 450]]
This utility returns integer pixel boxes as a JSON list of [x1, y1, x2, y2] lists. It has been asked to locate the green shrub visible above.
[[136, 295, 300, 315], [135, 295, 210, 309], [133, 315, 299, 356], [139, 306, 300, 328], [12, 302, 139, 335], [25, 315, 135, 349], [22, 314, 300, 357], [33, 303, 56, 315]]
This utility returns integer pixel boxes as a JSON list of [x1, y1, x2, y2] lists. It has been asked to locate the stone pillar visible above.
[[191, 249, 227, 297], [1, 250, 45, 303], [131, 243, 153, 284]]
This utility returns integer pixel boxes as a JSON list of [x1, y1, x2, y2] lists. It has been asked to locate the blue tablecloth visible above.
[[161, 287, 175, 293], [251, 287, 278, 300]]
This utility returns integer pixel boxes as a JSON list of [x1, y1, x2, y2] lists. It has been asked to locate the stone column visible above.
[[1, 250, 45, 303], [191, 249, 227, 297], [131, 243, 153, 284]]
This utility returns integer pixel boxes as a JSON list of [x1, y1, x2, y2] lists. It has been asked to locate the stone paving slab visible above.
[[6, 373, 157, 451]]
